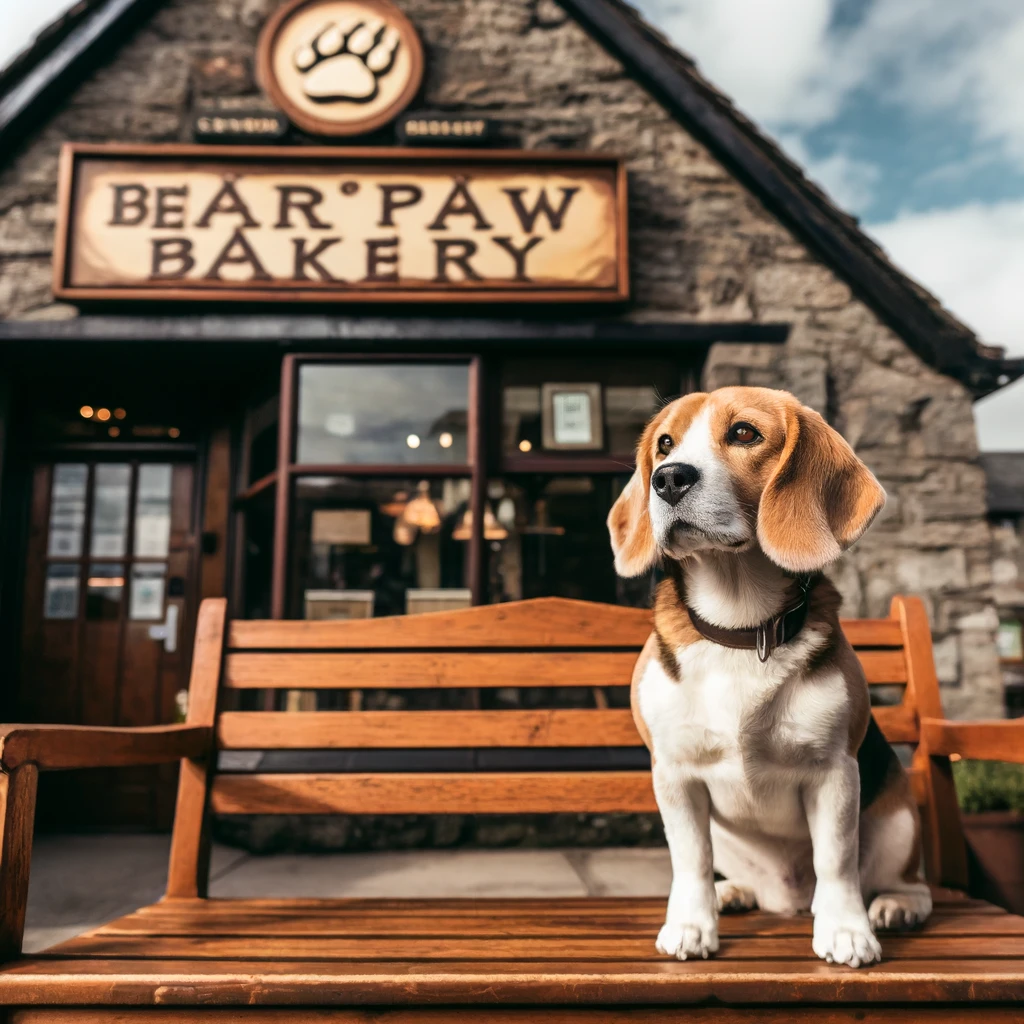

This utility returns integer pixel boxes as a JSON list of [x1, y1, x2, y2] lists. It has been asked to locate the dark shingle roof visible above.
[[0, 0, 1021, 400]]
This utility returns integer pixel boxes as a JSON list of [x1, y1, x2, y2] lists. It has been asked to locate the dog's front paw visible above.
[[868, 889, 932, 931], [812, 916, 882, 968], [656, 919, 719, 960]]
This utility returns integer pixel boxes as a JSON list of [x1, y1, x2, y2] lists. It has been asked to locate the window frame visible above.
[[269, 353, 484, 617]]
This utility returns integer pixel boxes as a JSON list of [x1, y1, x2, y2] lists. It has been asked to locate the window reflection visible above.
[[44, 563, 80, 620], [90, 464, 131, 558], [134, 464, 172, 557], [86, 563, 124, 620], [486, 476, 654, 608], [47, 464, 88, 558], [296, 364, 469, 465], [292, 476, 469, 618], [130, 563, 167, 621]]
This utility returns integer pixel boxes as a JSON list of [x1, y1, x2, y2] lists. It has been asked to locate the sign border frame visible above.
[[52, 142, 630, 305]]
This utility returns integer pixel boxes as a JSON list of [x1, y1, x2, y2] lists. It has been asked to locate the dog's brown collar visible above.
[[686, 575, 818, 663]]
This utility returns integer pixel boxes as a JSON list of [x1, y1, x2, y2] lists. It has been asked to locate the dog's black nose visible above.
[[652, 463, 700, 506]]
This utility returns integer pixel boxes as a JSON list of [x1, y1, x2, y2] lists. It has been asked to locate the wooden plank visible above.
[[1, 956, 1023, 1004], [0, 764, 38, 961], [0, 724, 210, 771], [217, 709, 644, 749], [12, 1009, 1024, 1024], [165, 599, 226, 900], [210, 772, 658, 815], [223, 652, 639, 690], [48, 931, 1024, 961], [921, 718, 1024, 764], [224, 650, 903, 690], [872, 703, 918, 744], [858, 650, 908, 684], [841, 619, 903, 647], [894, 595, 969, 890], [229, 598, 653, 650]]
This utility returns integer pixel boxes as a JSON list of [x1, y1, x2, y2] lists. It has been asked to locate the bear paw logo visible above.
[[293, 17, 401, 104]]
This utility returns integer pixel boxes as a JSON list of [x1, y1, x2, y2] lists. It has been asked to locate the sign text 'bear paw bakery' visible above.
[[54, 144, 628, 303]]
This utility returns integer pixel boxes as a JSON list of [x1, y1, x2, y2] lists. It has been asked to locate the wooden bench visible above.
[[0, 594, 1022, 1022]]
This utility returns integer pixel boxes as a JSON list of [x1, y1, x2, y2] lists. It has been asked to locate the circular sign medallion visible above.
[[257, 0, 424, 137]]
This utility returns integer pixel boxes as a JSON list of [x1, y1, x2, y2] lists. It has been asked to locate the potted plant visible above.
[[954, 759, 1024, 914]]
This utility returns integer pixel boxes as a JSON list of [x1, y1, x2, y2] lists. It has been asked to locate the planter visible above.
[[962, 811, 1024, 915]]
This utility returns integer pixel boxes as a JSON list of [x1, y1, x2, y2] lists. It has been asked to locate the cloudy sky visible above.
[[1, 0, 1021, 449]]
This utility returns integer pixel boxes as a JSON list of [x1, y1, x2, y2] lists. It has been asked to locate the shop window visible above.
[[246, 354, 694, 624], [290, 476, 470, 620], [486, 475, 655, 609], [296, 363, 469, 466]]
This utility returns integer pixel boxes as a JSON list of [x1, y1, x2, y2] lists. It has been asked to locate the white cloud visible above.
[[639, 0, 1024, 169], [777, 133, 881, 210], [868, 201, 1024, 451], [0, 0, 78, 73]]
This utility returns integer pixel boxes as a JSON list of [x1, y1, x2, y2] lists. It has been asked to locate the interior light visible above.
[[108, 427, 120, 438], [168, 427, 181, 438], [96, 408, 111, 422], [438, 431, 453, 449], [87, 576, 124, 588], [114, 408, 126, 420], [519, 439, 533, 452], [406, 433, 421, 449], [79, 405, 94, 419]]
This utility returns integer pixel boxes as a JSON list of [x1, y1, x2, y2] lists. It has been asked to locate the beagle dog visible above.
[[608, 386, 931, 969]]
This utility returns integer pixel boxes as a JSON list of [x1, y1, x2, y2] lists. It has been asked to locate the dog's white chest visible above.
[[638, 633, 845, 835]]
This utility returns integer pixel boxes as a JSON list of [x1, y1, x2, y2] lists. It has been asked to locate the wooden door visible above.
[[19, 459, 198, 830]]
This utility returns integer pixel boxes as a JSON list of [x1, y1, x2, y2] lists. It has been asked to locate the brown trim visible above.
[[51, 143, 629, 306], [233, 470, 278, 505], [467, 356, 485, 604], [255, 0, 425, 139], [501, 455, 635, 475], [270, 356, 296, 620], [289, 464, 471, 478]]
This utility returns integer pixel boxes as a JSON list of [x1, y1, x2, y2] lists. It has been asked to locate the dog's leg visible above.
[[860, 800, 932, 931], [804, 755, 882, 968], [654, 769, 718, 960], [716, 879, 758, 913]]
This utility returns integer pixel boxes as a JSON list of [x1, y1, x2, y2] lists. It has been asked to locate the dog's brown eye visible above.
[[728, 422, 762, 445], [657, 434, 674, 455]]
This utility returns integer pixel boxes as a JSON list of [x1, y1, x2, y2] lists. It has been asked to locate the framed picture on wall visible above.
[[541, 383, 603, 451], [997, 619, 1024, 663]]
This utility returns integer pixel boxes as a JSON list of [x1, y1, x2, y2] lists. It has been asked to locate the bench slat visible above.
[[228, 598, 653, 651], [2, 955, 1024, 1005], [209, 771, 658, 815], [48, 931, 1024, 961], [94, 909, 1024, 938], [223, 652, 639, 689], [217, 709, 644, 749], [223, 649, 907, 689], [872, 703, 918, 744]]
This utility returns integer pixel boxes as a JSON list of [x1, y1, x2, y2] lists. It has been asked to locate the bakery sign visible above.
[[54, 144, 628, 303]]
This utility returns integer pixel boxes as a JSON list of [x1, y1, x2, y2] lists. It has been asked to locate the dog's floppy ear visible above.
[[608, 419, 659, 577], [758, 402, 885, 573]]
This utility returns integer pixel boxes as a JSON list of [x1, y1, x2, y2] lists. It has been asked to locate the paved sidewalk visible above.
[[24, 836, 672, 953]]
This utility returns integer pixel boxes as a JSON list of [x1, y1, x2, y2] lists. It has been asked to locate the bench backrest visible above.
[[166, 594, 963, 898]]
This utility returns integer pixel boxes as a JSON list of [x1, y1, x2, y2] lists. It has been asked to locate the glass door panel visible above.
[[89, 464, 131, 557]]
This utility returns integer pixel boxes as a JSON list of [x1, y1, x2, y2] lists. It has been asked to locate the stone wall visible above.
[[0, 0, 1002, 715]]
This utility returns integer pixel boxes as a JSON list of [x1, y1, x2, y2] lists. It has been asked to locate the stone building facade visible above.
[[0, 0, 1018, 830]]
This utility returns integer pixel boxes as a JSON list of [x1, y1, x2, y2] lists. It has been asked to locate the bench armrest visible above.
[[0, 723, 211, 771], [920, 718, 1024, 764]]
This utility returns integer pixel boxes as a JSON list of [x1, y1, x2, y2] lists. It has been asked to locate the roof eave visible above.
[[557, 0, 1012, 400]]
